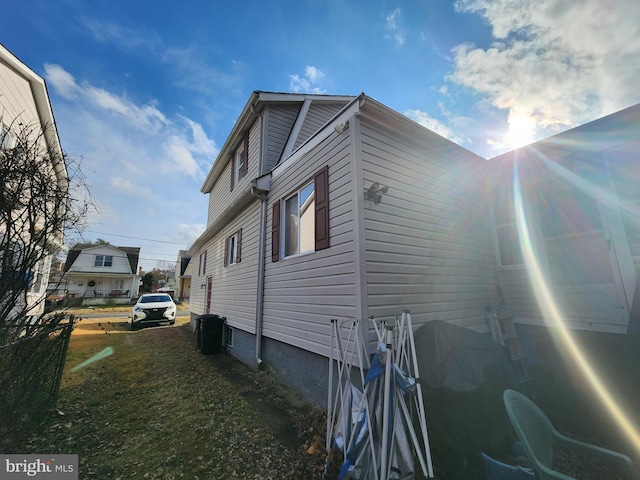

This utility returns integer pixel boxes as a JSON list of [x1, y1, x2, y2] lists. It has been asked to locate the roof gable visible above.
[[64, 244, 140, 274]]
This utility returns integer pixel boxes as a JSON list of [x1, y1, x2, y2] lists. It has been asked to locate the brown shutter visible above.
[[203, 250, 207, 274], [223, 238, 228, 267], [271, 201, 280, 262], [242, 134, 249, 176], [230, 157, 235, 191], [236, 229, 242, 263], [314, 165, 330, 251]]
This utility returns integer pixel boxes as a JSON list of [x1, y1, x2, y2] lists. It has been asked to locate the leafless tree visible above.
[[0, 118, 94, 343]]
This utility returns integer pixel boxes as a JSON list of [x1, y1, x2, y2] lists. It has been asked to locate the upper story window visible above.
[[224, 229, 242, 267], [272, 166, 329, 262], [94, 255, 113, 267], [235, 144, 246, 183], [198, 250, 207, 276], [230, 134, 249, 191]]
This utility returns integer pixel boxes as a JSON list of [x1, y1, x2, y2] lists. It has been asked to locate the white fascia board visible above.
[[271, 96, 364, 180]]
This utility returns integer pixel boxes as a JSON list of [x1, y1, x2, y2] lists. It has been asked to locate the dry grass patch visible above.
[[9, 323, 329, 479]]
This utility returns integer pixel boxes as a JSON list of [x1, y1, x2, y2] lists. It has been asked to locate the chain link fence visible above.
[[0, 321, 74, 443]]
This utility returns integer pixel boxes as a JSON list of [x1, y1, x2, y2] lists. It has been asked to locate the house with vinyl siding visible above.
[[188, 91, 500, 403], [0, 43, 67, 318], [488, 103, 640, 338], [189, 90, 640, 404]]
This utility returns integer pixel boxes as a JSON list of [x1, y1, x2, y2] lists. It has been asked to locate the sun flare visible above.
[[505, 114, 536, 149]]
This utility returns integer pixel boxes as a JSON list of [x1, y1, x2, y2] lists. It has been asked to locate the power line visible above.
[[82, 230, 192, 246]]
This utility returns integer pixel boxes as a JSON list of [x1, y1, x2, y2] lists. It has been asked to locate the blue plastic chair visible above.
[[503, 389, 639, 479]]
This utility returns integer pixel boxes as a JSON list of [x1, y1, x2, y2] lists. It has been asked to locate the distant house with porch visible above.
[[62, 244, 141, 305], [175, 249, 191, 302]]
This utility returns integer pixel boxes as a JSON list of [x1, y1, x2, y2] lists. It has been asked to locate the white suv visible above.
[[131, 293, 177, 330]]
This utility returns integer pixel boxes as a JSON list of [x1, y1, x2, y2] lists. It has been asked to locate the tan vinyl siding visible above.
[[207, 119, 261, 225], [264, 104, 300, 171], [191, 201, 261, 328], [264, 131, 356, 357], [360, 118, 499, 331], [0, 61, 39, 124], [293, 102, 347, 150], [209, 201, 261, 332]]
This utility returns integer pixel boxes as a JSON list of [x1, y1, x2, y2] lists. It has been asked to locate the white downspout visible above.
[[251, 174, 271, 368]]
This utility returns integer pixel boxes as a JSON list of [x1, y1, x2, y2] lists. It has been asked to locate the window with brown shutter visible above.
[[224, 230, 242, 267], [272, 165, 330, 260]]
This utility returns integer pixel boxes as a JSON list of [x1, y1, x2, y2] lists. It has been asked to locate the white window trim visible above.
[[94, 255, 113, 267], [234, 144, 245, 185], [282, 181, 315, 259], [224, 326, 234, 347], [227, 232, 239, 265]]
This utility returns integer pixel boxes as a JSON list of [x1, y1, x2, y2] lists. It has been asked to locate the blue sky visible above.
[[2, 0, 639, 271]]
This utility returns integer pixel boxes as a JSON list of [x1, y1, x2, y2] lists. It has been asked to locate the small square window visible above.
[[224, 326, 233, 347]]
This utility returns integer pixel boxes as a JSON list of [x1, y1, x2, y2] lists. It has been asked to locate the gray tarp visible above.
[[414, 320, 513, 392]]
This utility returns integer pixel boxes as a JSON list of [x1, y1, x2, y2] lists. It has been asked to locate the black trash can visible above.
[[195, 318, 202, 350], [199, 314, 226, 355]]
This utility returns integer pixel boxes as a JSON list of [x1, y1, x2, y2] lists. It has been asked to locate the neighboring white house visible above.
[[62, 244, 141, 304], [175, 249, 191, 302], [0, 43, 67, 317]]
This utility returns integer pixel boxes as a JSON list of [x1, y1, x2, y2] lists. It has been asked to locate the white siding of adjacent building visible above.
[[67, 246, 133, 274], [0, 60, 39, 126]]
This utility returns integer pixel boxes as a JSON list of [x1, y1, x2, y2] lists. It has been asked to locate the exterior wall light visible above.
[[364, 182, 389, 204]]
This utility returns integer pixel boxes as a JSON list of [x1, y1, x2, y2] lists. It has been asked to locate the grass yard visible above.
[[6, 317, 329, 479]]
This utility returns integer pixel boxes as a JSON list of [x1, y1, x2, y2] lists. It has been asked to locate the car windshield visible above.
[[139, 294, 172, 303]]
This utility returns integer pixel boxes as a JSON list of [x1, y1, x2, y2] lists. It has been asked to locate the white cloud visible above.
[[404, 109, 463, 144], [45, 63, 168, 132], [85, 20, 162, 53], [43, 64, 215, 269], [449, 0, 640, 150], [175, 223, 206, 246], [385, 8, 406, 46], [289, 65, 326, 94], [111, 176, 152, 197], [44, 64, 79, 99]]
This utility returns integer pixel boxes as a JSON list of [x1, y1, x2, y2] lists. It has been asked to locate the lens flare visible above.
[[71, 346, 114, 372], [512, 159, 640, 456]]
